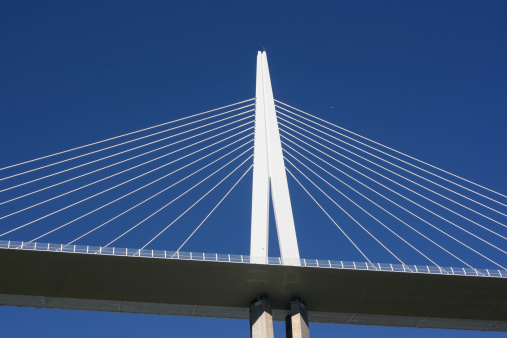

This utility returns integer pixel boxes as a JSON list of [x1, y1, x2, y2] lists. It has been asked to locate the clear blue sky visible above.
[[1, 1, 506, 337]]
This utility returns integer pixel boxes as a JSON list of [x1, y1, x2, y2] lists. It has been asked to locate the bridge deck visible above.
[[1, 244, 506, 331]]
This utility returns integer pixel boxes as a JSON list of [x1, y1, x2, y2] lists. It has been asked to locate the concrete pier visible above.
[[250, 297, 274, 338], [286, 298, 310, 338]]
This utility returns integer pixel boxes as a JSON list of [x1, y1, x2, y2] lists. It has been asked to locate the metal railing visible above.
[[0, 240, 505, 278]]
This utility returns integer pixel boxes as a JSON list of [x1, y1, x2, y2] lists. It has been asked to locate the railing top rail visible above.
[[0, 240, 504, 278]]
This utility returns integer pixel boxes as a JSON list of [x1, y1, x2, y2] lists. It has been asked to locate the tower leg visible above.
[[250, 297, 274, 338], [286, 298, 310, 338]]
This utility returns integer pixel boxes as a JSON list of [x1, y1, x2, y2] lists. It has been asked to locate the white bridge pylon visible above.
[[250, 51, 301, 266]]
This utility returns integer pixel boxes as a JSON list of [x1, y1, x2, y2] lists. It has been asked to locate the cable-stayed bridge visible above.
[[1, 52, 506, 337]]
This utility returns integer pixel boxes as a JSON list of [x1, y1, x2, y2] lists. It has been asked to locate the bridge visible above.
[[1, 52, 506, 337]]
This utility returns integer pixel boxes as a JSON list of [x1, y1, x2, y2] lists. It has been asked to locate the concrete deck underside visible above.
[[0, 249, 506, 331]]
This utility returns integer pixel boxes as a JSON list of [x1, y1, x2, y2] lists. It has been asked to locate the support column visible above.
[[286, 298, 310, 338], [250, 297, 274, 338]]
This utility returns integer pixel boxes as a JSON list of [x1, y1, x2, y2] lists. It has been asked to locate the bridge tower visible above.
[[249, 52, 309, 338], [250, 51, 300, 266]]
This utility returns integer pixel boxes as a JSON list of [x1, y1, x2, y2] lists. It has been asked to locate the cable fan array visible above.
[[1, 97, 506, 270], [0, 99, 255, 253], [276, 100, 507, 270]]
